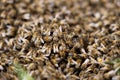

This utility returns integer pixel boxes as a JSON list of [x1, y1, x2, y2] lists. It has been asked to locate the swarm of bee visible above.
[[0, 0, 120, 80]]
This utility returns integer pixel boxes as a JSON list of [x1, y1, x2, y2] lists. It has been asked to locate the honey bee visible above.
[[27, 63, 35, 70], [43, 35, 52, 42], [0, 65, 4, 71], [104, 70, 116, 79], [81, 58, 90, 69], [53, 43, 59, 53], [0, 41, 4, 49]]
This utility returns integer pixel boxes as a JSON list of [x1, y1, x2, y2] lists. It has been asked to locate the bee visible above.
[[40, 45, 47, 53], [6, 25, 16, 37], [100, 66, 111, 71], [46, 45, 52, 56], [113, 40, 120, 47], [59, 50, 66, 58], [0, 41, 4, 49], [93, 72, 104, 80], [27, 63, 35, 71], [29, 70, 35, 77], [43, 35, 52, 42], [81, 58, 90, 69], [22, 13, 31, 20], [52, 59, 59, 67], [88, 48, 101, 58], [71, 75, 80, 79], [89, 57, 97, 64], [53, 43, 59, 53], [104, 70, 116, 79], [0, 65, 3, 71], [26, 49, 34, 56], [6, 39, 14, 47], [44, 28, 51, 36], [97, 43, 108, 54], [76, 59, 82, 68], [110, 23, 119, 31], [112, 76, 120, 80]]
